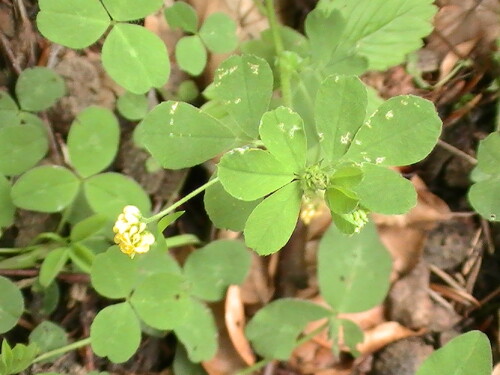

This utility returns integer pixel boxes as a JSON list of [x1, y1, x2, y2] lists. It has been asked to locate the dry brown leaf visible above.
[[492, 363, 500, 375], [225, 286, 255, 366], [202, 301, 247, 375], [239, 252, 274, 305], [357, 322, 423, 354], [439, 39, 477, 80]]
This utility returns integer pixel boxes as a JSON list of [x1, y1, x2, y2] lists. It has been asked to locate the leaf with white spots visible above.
[[244, 181, 302, 255], [354, 164, 416, 214], [315, 75, 367, 162], [259, 107, 307, 172], [137, 101, 236, 169], [344, 95, 441, 166], [218, 148, 295, 201], [209, 55, 273, 139]]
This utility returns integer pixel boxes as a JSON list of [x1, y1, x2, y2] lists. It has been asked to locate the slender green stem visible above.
[[32, 337, 91, 363], [144, 177, 220, 224], [264, 0, 292, 107], [236, 358, 273, 375]]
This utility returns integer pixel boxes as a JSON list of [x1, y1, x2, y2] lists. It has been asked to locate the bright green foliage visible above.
[[137, 101, 236, 169], [259, 107, 307, 170], [102, 23, 170, 94], [15, 67, 65, 112], [0, 124, 48, 176], [318, 222, 392, 313], [37, 0, 110, 48], [246, 299, 331, 360], [317, 0, 436, 70], [70, 214, 109, 243], [344, 95, 442, 166], [0, 92, 20, 128], [135, 246, 182, 283], [175, 36, 207, 76], [244, 181, 302, 255], [177, 80, 200, 102], [0, 176, 15, 228], [174, 299, 217, 362], [91, 247, 138, 299], [117, 92, 149, 121], [90, 302, 141, 363], [354, 164, 416, 214], [199, 13, 238, 54], [0, 341, 38, 375], [11, 166, 80, 213], [0, 276, 24, 333], [183, 240, 250, 301], [130, 272, 192, 330], [315, 75, 367, 161], [164, 1, 198, 33], [468, 132, 500, 221], [67, 106, 119, 178], [39, 248, 70, 287], [204, 181, 261, 232], [83, 172, 151, 218], [29, 321, 68, 363], [173, 345, 207, 375], [101, 0, 162, 21], [218, 148, 296, 201], [209, 55, 273, 139], [329, 318, 363, 356], [416, 331, 492, 375]]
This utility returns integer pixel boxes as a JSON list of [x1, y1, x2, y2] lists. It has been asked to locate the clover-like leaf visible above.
[[209, 55, 273, 139], [318, 221, 391, 313], [0, 276, 24, 333], [0, 92, 20, 128], [83, 172, 151, 219], [475, 132, 500, 175], [164, 1, 198, 33], [91, 247, 138, 299], [137, 101, 236, 169], [29, 321, 68, 363], [16, 67, 65, 112], [101, 0, 162, 21], [199, 12, 238, 54], [174, 299, 218, 362], [116, 92, 149, 121], [175, 35, 207, 76], [0, 124, 48, 176], [130, 272, 192, 330], [315, 75, 367, 162], [260, 107, 307, 171], [416, 331, 491, 375], [244, 181, 302, 255], [246, 299, 331, 360], [90, 302, 141, 363], [329, 318, 363, 357], [344, 95, 441, 166], [67, 106, 119, 178], [37, 0, 110, 49], [102, 23, 170, 94], [204, 180, 262, 232], [218, 148, 295, 201], [183, 240, 250, 301], [0, 175, 15, 228], [11, 166, 80, 213], [469, 177, 500, 222], [355, 164, 416, 214]]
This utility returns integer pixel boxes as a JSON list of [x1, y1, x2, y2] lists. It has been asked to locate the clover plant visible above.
[[0, 0, 496, 373]]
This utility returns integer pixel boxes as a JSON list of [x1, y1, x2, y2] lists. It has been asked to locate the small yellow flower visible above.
[[113, 205, 155, 258]]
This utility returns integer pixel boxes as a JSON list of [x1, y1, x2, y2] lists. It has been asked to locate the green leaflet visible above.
[[137, 101, 236, 169]]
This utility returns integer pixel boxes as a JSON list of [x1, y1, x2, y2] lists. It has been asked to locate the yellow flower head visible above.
[[113, 205, 155, 258]]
